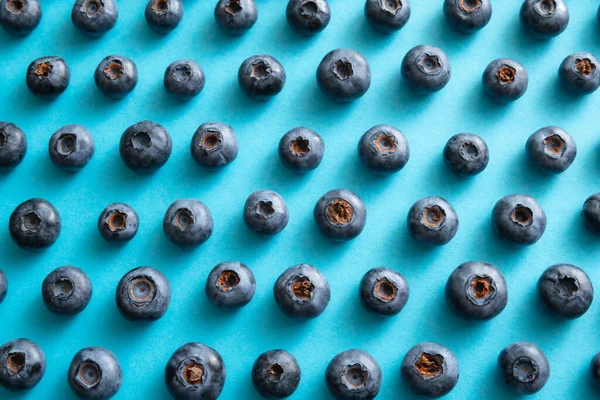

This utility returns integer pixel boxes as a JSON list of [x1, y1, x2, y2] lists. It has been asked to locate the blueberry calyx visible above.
[[413, 353, 444, 380]]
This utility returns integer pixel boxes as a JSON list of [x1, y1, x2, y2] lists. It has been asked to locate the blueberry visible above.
[[120, 120, 172, 172], [443, 133, 489, 177], [238, 55, 286, 100], [274, 264, 330, 318], [252, 349, 300, 398], [42, 266, 92, 315], [164, 59, 205, 100], [526, 126, 576, 175], [9, 198, 61, 250], [314, 189, 367, 242], [317, 48, 371, 102], [145, 0, 183, 34], [358, 124, 409, 174], [205, 261, 256, 308], [492, 194, 546, 246], [402, 45, 451, 94], [537, 263, 593, 319], [482, 58, 528, 103], [407, 196, 458, 246], [48, 124, 95, 172], [278, 127, 324, 174], [165, 342, 226, 400], [286, 0, 330, 36], [68, 347, 122, 400], [214, 0, 257, 35], [26, 56, 70, 99], [0, 269, 7, 304], [443, 0, 492, 33], [97, 202, 139, 243], [591, 353, 600, 385], [364, 0, 411, 34], [163, 199, 213, 248], [0, 122, 27, 171], [583, 193, 600, 234], [326, 349, 381, 400], [520, 0, 568, 39], [498, 341, 549, 394], [401, 342, 458, 398], [191, 122, 238, 169], [445, 261, 507, 321], [0, 0, 42, 36], [0, 338, 46, 391], [243, 190, 289, 236], [71, 0, 118, 38], [116, 266, 171, 321], [360, 267, 409, 316], [94, 55, 138, 99], [559, 52, 600, 94]]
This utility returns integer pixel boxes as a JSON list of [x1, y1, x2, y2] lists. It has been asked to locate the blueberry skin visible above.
[[443, 0, 492, 33], [314, 189, 367, 242], [583, 193, 600, 234], [401, 342, 458, 398], [358, 124, 410, 174], [42, 266, 93, 315], [68, 347, 122, 400], [537, 264, 593, 319], [591, 353, 600, 385], [252, 349, 300, 399], [165, 342, 226, 400], [286, 0, 330, 36], [94, 55, 138, 99], [48, 124, 95, 172], [482, 58, 528, 103], [190, 122, 238, 169], [238, 55, 286, 100], [278, 127, 324, 174], [492, 194, 546, 246], [443, 133, 489, 177], [317, 48, 371, 102], [243, 190, 289, 236], [401, 45, 451, 94], [526, 126, 576, 175], [71, 0, 118, 38], [326, 349, 382, 400], [274, 264, 330, 319], [559, 52, 600, 94], [163, 199, 213, 248], [0, 269, 7, 304], [445, 261, 507, 321], [116, 266, 171, 321], [214, 0, 257, 35], [0, 122, 27, 171], [520, 0, 568, 40], [0, 0, 42, 35], [205, 261, 256, 308], [9, 198, 61, 250], [26, 56, 70, 99], [164, 59, 205, 100], [407, 196, 458, 246], [0, 338, 46, 391], [364, 0, 410, 34], [97, 202, 139, 243], [145, 0, 183, 34], [360, 267, 409, 316], [498, 342, 549, 394], [120, 120, 172, 172]]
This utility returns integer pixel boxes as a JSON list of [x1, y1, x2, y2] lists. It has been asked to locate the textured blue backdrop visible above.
[[1, 0, 600, 398]]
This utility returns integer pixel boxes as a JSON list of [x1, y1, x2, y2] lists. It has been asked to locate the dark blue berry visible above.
[[537, 264, 593, 319], [145, 0, 183, 34], [214, 0, 257, 35], [407, 196, 458, 246], [360, 267, 409, 316], [116, 266, 171, 321], [443, 133, 489, 177], [559, 52, 600, 94], [94, 55, 138, 99], [0, 0, 41, 36], [0, 269, 7, 304], [68, 347, 122, 400], [205, 261, 256, 308], [317, 48, 371, 102], [164, 59, 205, 100], [0, 122, 27, 172], [252, 349, 300, 398], [526, 126, 576, 175], [278, 127, 324, 174], [274, 264, 330, 319], [364, 0, 410, 34], [482, 58, 528, 103], [314, 189, 367, 242], [591, 353, 600, 385], [97, 202, 139, 243], [286, 0, 330, 36], [163, 199, 213, 248], [238, 55, 286, 100], [191, 122, 238, 170], [358, 124, 410, 174], [48, 124, 95, 172], [498, 342, 549, 394], [326, 349, 382, 399], [402, 45, 451, 94], [9, 198, 61, 250], [0, 338, 46, 391], [42, 266, 92, 315], [120, 120, 172, 172], [492, 194, 546, 246], [401, 342, 458, 398], [583, 193, 600, 234], [243, 190, 289, 236], [71, 0, 118, 37], [26, 56, 70, 99], [520, 0, 568, 39], [443, 0, 491, 33]]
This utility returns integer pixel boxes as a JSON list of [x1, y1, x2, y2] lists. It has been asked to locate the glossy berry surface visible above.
[[190, 122, 238, 169], [286, 0, 330, 36], [364, 0, 410, 34], [360, 267, 409, 316], [26, 56, 70, 99], [97, 202, 139, 243], [94, 55, 138, 99], [0, 338, 46, 391], [317, 48, 371, 102], [520, 0, 569, 39], [238, 55, 286, 100], [42, 266, 92, 315], [526, 126, 576, 174], [358, 124, 410, 174], [163, 199, 213, 248], [205, 261, 256, 308], [48, 124, 95, 172], [443, 133, 489, 177], [165, 342, 226, 400], [0, 0, 41, 35], [314, 189, 367, 241], [0, 269, 6, 304], [326, 349, 382, 399], [115, 266, 171, 321], [164, 59, 205, 100], [402, 45, 450, 94], [252, 349, 300, 399], [583, 193, 600, 234], [482, 58, 528, 103], [214, 0, 257, 35], [120, 120, 172, 172], [68, 347, 122, 400], [274, 264, 330, 318], [407, 196, 458, 246], [9, 198, 61, 250], [537, 264, 593, 319], [559, 52, 600, 94], [492, 194, 546, 246], [498, 341, 549, 394], [71, 0, 118, 37], [243, 190, 289, 236], [401, 342, 459, 398], [145, 0, 183, 34], [278, 127, 324, 174], [443, 0, 492, 33], [0, 122, 27, 171]]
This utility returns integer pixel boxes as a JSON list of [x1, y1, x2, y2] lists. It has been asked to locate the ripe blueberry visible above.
[[326, 349, 382, 399], [314, 189, 367, 241], [0, 269, 7, 304], [443, 133, 489, 177], [492, 194, 546, 246], [364, 0, 411, 34], [238, 55, 286, 100], [252, 349, 300, 398], [71, 0, 118, 37], [407, 196, 458, 246], [0, 0, 42, 35], [205, 261, 256, 308], [286, 0, 330, 36], [317, 48, 371, 102], [591, 353, 600, 385], [68, 347, 122, 400], [526, 126, 576, 174], [145, 0, 183, 34], [94, 55, 138, 99], [42, 266, 92, 315], [115, 266, 171, 321], [0, 122, 27, 172], [97, 202, 139, 243], [520, 0, 569, 39], [26, 56, 70, 99], [278, 127, 324, 174], [120, 120, 172, 172], [401, 45, 451, 94], [498, 341, 550, 394], [482, 58, 528, 103], [48, 124, 95, 172], [164, 59, 205, 100], [274, 264, 330, 318], [443, 0, 492, 33], [243, 190, 289, 236], [537, 263, 593, 319], [360, 267, 409, 316], [583, 193, 600, 234], [559, 52, 600, 94], [191, 122, 238, 169], [401, 342, 459, 398], [9, 198, 61, 250], [358, 124, 410, 174], [163, 199, 213, 248], [0, 338, 46, 391], [214, 0, 257, 35]]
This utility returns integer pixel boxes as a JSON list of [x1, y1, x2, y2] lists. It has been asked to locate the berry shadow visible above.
[[219, 78, 274, 119], [463, 79, 519, 124], [425, 9, 480, 52], [295, 84, 361, 122], [98, 293, 159, 339], [197, 17, 256, 54], [349, 10, 398, 53], [254, 298, 315, 343], [272, 17, 321, 51], [518, 285, 575, 339], [503, 16, 552, 57], [261, 153, 319, 192], [570, 208, 600, 252], [392, 72, 438, 115], [54, 16, 107, 56], [22, 294, 79, 335], [148, 80, 202, 118], [500, 150, 560, 197]]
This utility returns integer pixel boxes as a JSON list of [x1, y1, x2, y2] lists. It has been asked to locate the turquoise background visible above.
[[1, 0, 600, 398]]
